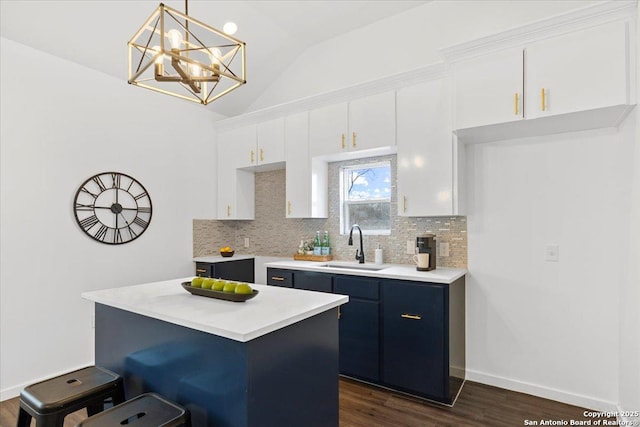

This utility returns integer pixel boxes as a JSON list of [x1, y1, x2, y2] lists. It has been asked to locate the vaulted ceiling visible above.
[[1, 0, 429, 117]]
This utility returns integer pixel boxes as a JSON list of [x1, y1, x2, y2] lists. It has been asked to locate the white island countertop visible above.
[[82, 278, 348, 342], [265, 260, 466, 284]]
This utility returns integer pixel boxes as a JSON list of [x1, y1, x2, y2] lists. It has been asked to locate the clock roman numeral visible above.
[[137, 207, 151, 213], [133, 216, 148, 229], [92, 176, 107, 192], [94, 225, 109, 241], [134, 191, 148, 201], [114, 228, 123, 244], [75, 203, 95, 211], [111, 173, 121, 189], [80, 187, 98, 198], [127, 225, 138, 239], [79, 215, 99, 230]]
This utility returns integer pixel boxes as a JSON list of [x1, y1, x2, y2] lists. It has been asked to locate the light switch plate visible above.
[[545, 245, 559, 262], [244, 238, 250, 248], [406, 240, 415, 254]]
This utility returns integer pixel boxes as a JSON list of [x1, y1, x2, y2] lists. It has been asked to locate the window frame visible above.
[[339, 161, 391, 236]]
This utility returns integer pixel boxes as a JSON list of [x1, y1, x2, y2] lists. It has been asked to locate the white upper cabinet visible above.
[[397, 78, 456, 217], [256, 118, 286, 166], [229, 125, 258, 169], [216, 129, 255, 220], [452, 20, 634, 143], [524, 21, 629, 120], [309, 103, 348, 157], [454, 48, 524, 130], [285, 112, 328, 218], [309, 91, 396, 157]]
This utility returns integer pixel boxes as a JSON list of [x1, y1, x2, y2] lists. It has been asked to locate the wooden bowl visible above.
[[220, 251, 235, 257]]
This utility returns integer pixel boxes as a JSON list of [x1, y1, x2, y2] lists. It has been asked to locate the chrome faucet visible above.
[[348, 224, 365, 264]]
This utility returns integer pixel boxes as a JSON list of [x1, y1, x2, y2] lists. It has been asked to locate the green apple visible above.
[[212, 279, 225, 291], [191, 277, 205, 288], [223, 282, 238, 293], [201, 278, 215, 290], [235, 283, 253, 295]]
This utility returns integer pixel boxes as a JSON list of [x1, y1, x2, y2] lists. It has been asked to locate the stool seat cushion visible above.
[[75, 393, 189, 427], [20, 366, 122, 414]]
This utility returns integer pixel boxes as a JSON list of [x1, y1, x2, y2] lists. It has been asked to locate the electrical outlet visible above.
[[440, 242, 450, 257], [545, 245, 559, 262], [244, 238, 250, 248], [406, 240, 415, 255]]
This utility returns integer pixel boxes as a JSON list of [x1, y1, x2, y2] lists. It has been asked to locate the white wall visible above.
[[464, 115, 636, 411], [248, 0, 597, 111], [617, 7, 640, 419], [0, 38, 220, 399]]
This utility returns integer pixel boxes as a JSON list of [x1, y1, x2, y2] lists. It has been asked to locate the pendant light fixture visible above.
[[128, 1, 246, 105]]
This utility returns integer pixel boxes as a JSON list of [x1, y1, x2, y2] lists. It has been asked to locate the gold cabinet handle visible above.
[[260, 148, 264, 162], [250, 150, 255, 163], [226, 204, 231, 217], [401, 314, 422, 320], [341, 133, 346, 149], [352, 131, 356, 148], [514, 93, 519, 115], [287, 201, 292, 215], [403, 195, 407, 213], [270, 276, 285, 281], [196, 269, 207, 273], [338, 306, 341, 319], [541, 88, 546, 111]]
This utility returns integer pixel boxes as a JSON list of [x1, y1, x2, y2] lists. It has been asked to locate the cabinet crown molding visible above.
[[214, 62, 449, 132], [439, 0, 637, 63]]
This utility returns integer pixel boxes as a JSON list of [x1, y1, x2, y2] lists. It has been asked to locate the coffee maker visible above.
[[416, 233, 437, 271]]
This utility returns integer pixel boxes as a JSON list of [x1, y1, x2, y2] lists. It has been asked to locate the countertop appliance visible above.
[[416, 233, 436, 271]]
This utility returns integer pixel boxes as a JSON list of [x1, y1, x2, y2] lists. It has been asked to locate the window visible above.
[[340, 161, 391, 235]]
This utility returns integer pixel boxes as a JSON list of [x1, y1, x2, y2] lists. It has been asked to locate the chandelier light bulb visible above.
[[189, 63, 202, 77], [209, 48, 222, 65], [151, 45, 164, 64], [167, 29, 184, 49], [223, 22, 237, 35]]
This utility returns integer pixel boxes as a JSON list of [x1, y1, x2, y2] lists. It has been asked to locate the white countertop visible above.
[[194, 254, 256, 263], [82, 278, 348, 342], [264, 260, 466, 284]]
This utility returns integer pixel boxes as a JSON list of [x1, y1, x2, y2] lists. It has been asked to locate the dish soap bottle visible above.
[[298, 240, 305, 255]]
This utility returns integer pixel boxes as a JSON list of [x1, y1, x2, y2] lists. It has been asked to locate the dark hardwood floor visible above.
[[0, 378, 611, 427]]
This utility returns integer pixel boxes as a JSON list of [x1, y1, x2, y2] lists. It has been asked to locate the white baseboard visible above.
[[1, 363, 93, 402], [466, 368, 618, 413]]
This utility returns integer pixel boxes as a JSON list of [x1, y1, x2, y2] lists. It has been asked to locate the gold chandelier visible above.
[[128, 1, 246, 105]]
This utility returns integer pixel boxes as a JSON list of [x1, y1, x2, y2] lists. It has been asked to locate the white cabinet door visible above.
[[216, 129, 255, 220], [348, 91, 396, 151], [309, 103, 348, 157], [256, 118, 285, 165], [454, 47, 524, 129], [397, 79, 454, 216], [525, 21, 629, 120], [285, 112, 327, 218], [226, 125, 257, 169]]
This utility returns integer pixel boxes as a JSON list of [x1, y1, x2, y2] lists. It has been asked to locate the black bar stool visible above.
[[74, 393, 191, 427], [16, 366, 125, 427]]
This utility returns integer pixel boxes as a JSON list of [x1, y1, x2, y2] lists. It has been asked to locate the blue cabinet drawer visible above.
[[334, 275, 379, 300], [267, 268, 293, 287]]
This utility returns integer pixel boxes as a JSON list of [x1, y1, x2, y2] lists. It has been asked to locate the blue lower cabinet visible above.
[[382, 281, 447, 401], [335, 276, 380, 382], [293, 270, 333, 293]]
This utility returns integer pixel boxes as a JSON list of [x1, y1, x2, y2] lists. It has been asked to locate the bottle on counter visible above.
[[298, 240, 305, 255], [313, 231, 322, 256], [321, 231, 330, 256]]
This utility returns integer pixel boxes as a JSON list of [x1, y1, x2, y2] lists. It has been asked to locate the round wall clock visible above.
[[73, 172, 152, 245]]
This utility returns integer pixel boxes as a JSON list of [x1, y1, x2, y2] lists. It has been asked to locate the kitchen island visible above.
[[82, 278, 348, 427]]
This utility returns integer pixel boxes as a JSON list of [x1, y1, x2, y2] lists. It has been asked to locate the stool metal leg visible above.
[[16, 408, 31, 427]]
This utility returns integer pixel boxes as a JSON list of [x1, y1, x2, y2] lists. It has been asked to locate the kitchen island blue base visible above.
[[95, 303, 339, 427]]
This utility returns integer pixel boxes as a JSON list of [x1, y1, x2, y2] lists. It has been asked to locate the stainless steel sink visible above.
[[318, 263, 387, 271]]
